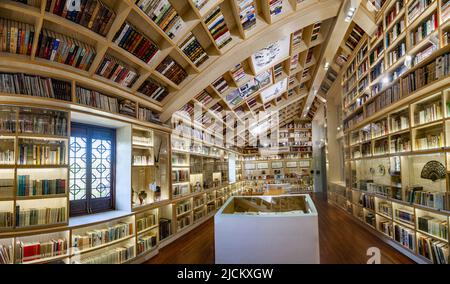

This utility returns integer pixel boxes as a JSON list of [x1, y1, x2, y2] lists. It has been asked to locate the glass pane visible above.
[[91, 138, 112, 199], [69, 137, 87, 201]]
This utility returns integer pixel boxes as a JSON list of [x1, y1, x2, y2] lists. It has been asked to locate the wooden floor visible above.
[[146, 193, 414, 264]]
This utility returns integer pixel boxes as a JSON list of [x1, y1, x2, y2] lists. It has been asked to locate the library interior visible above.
[[0, 0, 449, 265]]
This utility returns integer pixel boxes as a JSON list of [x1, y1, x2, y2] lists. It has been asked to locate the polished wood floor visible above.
[[146, 193, 414, 264]]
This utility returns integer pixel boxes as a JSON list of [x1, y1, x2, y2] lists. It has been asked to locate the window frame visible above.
[[69, 122, 116, 217]]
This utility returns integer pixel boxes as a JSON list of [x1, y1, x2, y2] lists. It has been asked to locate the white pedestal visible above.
[[214, 194, 320, 264]]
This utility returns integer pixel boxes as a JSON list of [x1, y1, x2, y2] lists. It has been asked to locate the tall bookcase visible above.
[[328, 0, 450, 264]]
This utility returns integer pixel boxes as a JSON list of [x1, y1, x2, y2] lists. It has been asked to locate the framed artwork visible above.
[[251, 36, 290, 74], [261, 78, 288, 103]]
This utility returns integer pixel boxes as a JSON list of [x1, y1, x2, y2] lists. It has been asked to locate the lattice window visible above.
[[69, 123, 115, 216]]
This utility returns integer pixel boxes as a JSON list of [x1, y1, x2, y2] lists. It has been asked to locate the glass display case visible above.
[[215, 194, 319, 264]]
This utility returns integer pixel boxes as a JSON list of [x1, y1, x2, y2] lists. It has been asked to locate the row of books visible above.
[[156, 56, 188, 85], [15, 239, 67, 263], [407, 0, 433, 23], [385, 0, 404, 27], [391, 136, 411, 152], [390, 114, 409, 132], [18, 141, 66, 166], [15, 206, 66, 227], [418, 215, 448, 240], [0, 150, 14, 165], [0, 73, 72, 101], [113, 22, 160, 64], [138, 78, 169, 102], [133, 154, 154, 166], [176, 200, 192, 215], [196, 90, 214, 105], [395, 208, 415, 224], [378, 201, 392, 216], [0, 111, 15, 133], [369, 42, 384, 66], [413, 100, 442, 125], [0, 18, 34, 56], [132, 135, 153, 147], [172, 169, 189, 183], [96, 55, 139, 88], [0, 211, 13, 228], [136, 214, 157, 232], [237, 0, 257, 31], [138, 107, 161, 123], [46, 0, 116, 37], [394, 224, 415, 250], [76, 86, 119, 113], [18, 111, 67, 136], [204, 6, 232, 49], [179, 32, 209, 67], [177, 214, 191, 230], [137, 233, 157, 255], [405, 188, 445, 210], [409, 13, 438, 47], [172, 183, 190, 197], [387, 41, 406, 66], [402, 52, 450, 94], [365, 81, 401, 117], [0, 179, 14, 198], [72, 222, 134, 250], [415, 132, 443, 150], [136, 0, 186, 40], [80, 244, 135, 264], [417, 235, 448, 264], [17, 176, 66, 197], [37, 29, 96, 71], [385, 19, 405, 48]]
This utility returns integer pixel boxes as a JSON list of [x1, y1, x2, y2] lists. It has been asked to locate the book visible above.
[[138, 77, 169, 102]]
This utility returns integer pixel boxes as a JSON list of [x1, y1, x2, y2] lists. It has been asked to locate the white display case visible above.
[[214, 194, 319, 264]]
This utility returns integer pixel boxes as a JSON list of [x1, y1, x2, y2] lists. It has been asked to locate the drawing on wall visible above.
[[251, 36, 290, 74]]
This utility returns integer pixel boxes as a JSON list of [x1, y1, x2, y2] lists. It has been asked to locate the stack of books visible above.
[[18, 111, 67, 136], [204, 6, 232, 49], [138, 107, 160, 123], [138, 78, 169, 102], [36, 29, 96, 71], [96, 55, 139, 88], [76, 86, 119, 113], [311, 22, 322, 41], [113, 22, 160, 64], [179, 32, 209, 67], [118, 99, 136, 117], [0, 18, 34, 55], [15, 206, 66, 227], [230, 63, 246, 82], [269, 0, 283, 16], [195, 90, 213, 105], [136, 0, 186, 40], [212, 76, 229, 94], [237, 0, 257, 31], [46, 0, 116, 37], [0, 73, 72, 101], [156, 56, 188, 85]]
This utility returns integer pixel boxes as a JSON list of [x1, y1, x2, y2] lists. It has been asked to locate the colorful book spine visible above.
[[0, 17, 35, 56], [96, 54, 139, 88], [204, 6, 232, 49]]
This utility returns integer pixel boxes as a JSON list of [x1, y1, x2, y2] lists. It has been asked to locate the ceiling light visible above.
[[382, 76, 390, 85], [324, 62, 330, 70]]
